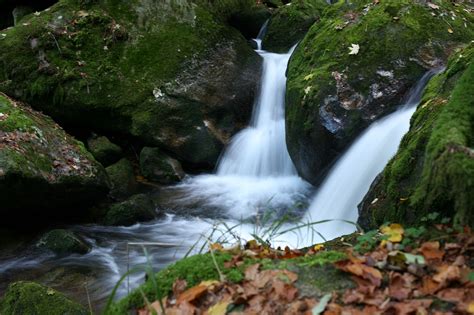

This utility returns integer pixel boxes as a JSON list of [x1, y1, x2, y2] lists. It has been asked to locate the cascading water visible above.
[[172, 28, 310, 218], [302, 70, 440, 241]]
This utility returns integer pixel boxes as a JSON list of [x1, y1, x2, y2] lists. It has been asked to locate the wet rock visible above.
[[0, 281, 87, 315], [0, 0, 262, 169], [262, 0, 327, 53], [0, 93, 110, 217], [105, 158, 137, 199], [286, 1, 474, 184], [359, 45, 474, 229], [139, 147, 184, 184], [87, 135, 122, 167], [103, 194, 157, 226], [36, 229, 90, 256]]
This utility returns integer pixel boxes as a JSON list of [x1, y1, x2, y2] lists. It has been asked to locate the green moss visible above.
[[103, 194, 156, 226], [360, 45, 474, 228], [105, 158, 136, 199], [0, 94, 36, 132], [263, 0, 328, 53], [87, 136, 122, 167], [0, 281, 87, 315], [109, 252, 234, 314]]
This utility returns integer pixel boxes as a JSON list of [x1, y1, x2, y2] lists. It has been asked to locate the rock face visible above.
[[358, 45, 474, 229], [0, 0, 262, 169], [140, 147, 185, 184], [36, 229, 91, 255], [0, 281, 87, 315], [286, 0, 474, 184], [103, 194, 157, 226], [262, 0, 327, 53], [0, 93, 109, 215]]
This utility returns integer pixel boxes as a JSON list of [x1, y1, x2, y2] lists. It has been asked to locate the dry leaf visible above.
[[348, 43, 360, 55]]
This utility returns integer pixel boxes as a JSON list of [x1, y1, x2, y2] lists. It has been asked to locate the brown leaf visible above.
[[336, 259, 382, 287], [389, 272, 415, 301], [173, 279, 187, 297], [420, 241, 444, 261], [244, 264, 260, 281], [177, 282, 213, 304], [433, 265, 461, 286], [436, 288, 465, 303]]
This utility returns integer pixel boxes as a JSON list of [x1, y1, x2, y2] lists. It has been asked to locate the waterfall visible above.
[[171, 24, 310, 218], [302, 70, 440, 241]]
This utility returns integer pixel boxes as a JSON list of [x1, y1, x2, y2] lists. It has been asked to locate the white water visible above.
[[302, 70, 438, 241], [172, 31, 310, 218]]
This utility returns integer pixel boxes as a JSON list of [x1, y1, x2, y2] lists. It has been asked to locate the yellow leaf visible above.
[[448, 28, 454, 34], [210, 243, 223, 251], [468, 302, 474, 314], [314, 244, 325, 251], [381, 223, 404, 243], [304, 73, 314, 81], [207, 301, 230, 315]]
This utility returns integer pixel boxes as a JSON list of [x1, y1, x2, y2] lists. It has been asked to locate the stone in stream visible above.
[[0, 93, 110, 219], [86, 135, 122, 167], [285, 1, 474, 184], [0, 281, 87, 315], [139, 147, 185, 184], [105, 158, 137, 199], [103, 194, 157, 226], [36, 229, 91, 256]]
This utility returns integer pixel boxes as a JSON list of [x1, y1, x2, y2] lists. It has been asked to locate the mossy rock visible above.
[[86, 135, 122, 167], [286, 0, 474, 184], [0, 281, 87, 315], [0, 93, 110, 217], [36, 229, 91, 256], [262, 0, 328, 53], [139, 147, 184, 184], [103, 193, 156, 226], [0, 0, 262, 169], [105, 158, 137, 199], [109, 250, 351, 314], [358, 44, 474, 229]]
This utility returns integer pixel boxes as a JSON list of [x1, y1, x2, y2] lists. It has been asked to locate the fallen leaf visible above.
[[312, 293, 332, 315], [448, 28, 454, 33], [428, 3, 440, 9], [381, 223, 404, 244], [420, 241, 444, 261], [348, 43, 360, 55], [207, 301, 230, 315]]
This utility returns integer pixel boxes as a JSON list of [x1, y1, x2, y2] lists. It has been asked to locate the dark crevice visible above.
[[0, 0, 59, 29]]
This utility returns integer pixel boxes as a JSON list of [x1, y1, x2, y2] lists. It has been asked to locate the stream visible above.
[[0, 25, 439, 311]]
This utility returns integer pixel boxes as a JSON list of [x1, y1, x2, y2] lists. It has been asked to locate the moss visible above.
[[286, 0, 474, 183], [105, 158, 136, 199], [103, 193, 156, 226], [86, 135, 122, 167], [0, 281, 87, 315], [139, 147, 184, 184], [36, 229, 91, 255], [263, 0, 328, 53], [359, 44, 474, 228], [109, 252, 234, 314]]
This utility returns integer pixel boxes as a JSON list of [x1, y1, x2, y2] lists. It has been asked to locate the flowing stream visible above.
[[0, 24, 440, 311]]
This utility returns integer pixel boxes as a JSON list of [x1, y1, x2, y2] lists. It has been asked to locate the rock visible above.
[[140, 147, 185, 184], [0, 281, 87, 315], [228, 6, 271, 39], [103, 194, 157, 226], [0, 0, 262, 169], [358, 45, 474, 229], [0, 93, 110, 217], [286, 1, 474, 184], [106, 158, 137, 199], [87, 135, 122, 167], [262, 0, 327, 53], [36, 229, 90, 255]]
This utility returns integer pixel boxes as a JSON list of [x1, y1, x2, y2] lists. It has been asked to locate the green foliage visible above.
[[0, 281, 87, 315]]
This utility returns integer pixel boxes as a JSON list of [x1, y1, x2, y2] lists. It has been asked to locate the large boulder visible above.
[[0, 281, 87, 315], [262, 0, 328, 53], [358, 45, 474, 229], [0, 93, 109, 216], [0, 0, 262, 169], [286, 0, 474, 184]]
